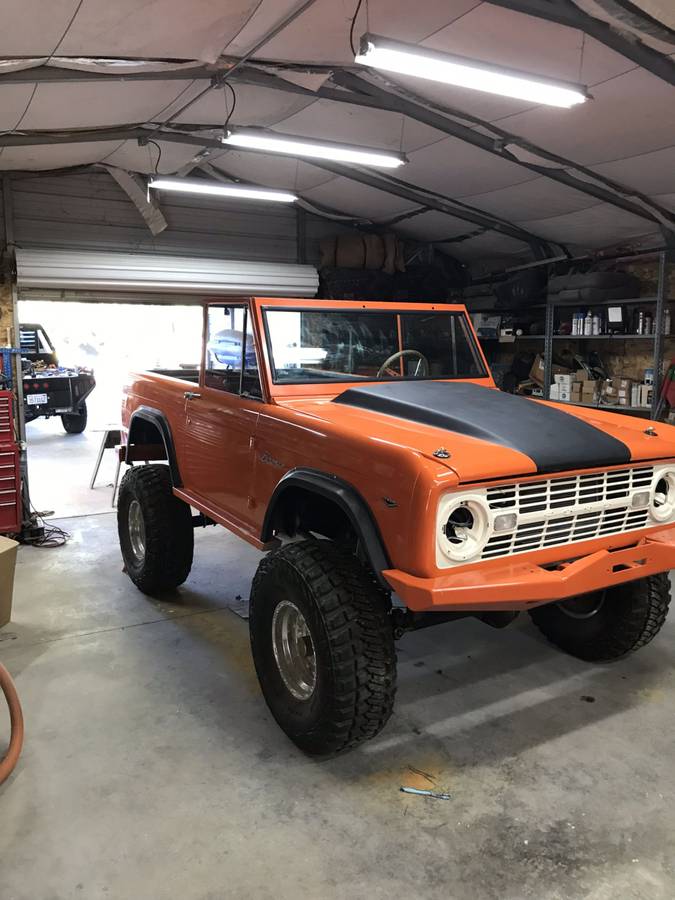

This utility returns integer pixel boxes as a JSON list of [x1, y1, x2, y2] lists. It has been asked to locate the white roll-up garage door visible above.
[[15, 248, 319, 302]]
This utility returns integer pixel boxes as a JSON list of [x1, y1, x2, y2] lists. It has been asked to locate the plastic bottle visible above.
[[665, 308, 671, 336], [584, 311, 593, 336], [637, 310, 644, 335], [592, 314, 601, 335]]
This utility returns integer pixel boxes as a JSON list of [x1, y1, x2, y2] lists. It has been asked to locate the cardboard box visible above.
[[559, 388, 571, 402], [575, 369, 591, 382], [554, 373, 574, 387], [582, 381, 600, 403], [549, 383, 560, 400], [612, 376, 633, 391], [529, 354, 571, 387], [640, 384, 653, 408], [472, 314, 500, 339], [0, 536, 18, 628], [582, 379, 601, 394], [571, 383, 582, 401]]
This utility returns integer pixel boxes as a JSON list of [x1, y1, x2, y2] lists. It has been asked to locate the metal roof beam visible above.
[[0, 127, 210, 148], [0, 64, 221, 84], [302, 160, 552, 256], [0, 66, 665, 227], [0, 125, 551, 256], [484, 0, 675, 85], [161, 0, 321, 126], [183, 127, 551, 253], [329, 71, 675, 231], [195, 65, 674, 231], [0, 60, 341, 87]]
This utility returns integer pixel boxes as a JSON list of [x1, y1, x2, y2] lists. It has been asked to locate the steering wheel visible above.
[[377, 349, 430, 379]]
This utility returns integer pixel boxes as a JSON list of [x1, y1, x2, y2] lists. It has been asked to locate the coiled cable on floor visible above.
[[0, 662, 23, 785]]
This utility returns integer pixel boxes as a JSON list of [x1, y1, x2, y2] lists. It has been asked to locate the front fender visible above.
[[262, 467, 392, 589]]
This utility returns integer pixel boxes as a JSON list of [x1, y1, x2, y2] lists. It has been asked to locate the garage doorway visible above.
[[18, 299, 203, 517]]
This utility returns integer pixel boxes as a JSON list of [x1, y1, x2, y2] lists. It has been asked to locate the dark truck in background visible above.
[[18, 323, 95, 434]]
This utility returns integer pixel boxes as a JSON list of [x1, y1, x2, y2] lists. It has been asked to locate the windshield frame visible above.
[[261, 305, 489, 386]]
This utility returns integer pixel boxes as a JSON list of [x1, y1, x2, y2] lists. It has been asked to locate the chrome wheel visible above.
[[557, 591, 605, 620], [128, 499, 146, 564], [271, 600, 317, 700]]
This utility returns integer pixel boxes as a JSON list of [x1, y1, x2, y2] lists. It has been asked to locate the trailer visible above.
[[19, 324, 95, 434]]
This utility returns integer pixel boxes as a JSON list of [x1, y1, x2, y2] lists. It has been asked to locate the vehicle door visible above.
[[180, 303, 261, 529]]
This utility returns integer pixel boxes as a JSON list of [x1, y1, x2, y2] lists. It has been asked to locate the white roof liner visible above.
[[0, 0, 672, 266], [0, 0, 259, 62]]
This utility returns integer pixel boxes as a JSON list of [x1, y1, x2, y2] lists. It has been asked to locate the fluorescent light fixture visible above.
[[355, 33, 589, 109], [148, 177, 297, 203], [222, 127, 407, 168]]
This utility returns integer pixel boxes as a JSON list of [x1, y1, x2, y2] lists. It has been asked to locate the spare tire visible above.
[[62, 402, 88, 434]]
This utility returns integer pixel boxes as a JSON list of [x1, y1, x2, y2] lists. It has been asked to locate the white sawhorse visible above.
[[90, 427, 122, 507]]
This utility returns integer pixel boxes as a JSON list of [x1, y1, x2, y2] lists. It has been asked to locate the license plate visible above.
[[27, 393, 48, 406]]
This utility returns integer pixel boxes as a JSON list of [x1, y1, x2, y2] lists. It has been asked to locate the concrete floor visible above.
[[26, 415, 119, 518], [2, 509, 675, 900]]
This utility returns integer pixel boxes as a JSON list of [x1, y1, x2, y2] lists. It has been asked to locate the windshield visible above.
[[264, 309, 486, 384]]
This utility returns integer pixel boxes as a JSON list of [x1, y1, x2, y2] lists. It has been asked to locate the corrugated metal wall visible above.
[[3, 171, 349, 266]]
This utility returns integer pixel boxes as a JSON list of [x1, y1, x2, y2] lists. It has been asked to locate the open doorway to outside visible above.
[[18, 300, 203, 518]]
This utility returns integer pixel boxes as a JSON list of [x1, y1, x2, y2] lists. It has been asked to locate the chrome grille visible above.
[[482, 466, 654, 560]]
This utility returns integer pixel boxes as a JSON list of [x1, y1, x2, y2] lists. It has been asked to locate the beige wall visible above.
[[0, 279, 15, 347]]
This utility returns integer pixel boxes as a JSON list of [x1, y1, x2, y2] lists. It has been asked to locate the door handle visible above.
[[184, 391, 202, 400]]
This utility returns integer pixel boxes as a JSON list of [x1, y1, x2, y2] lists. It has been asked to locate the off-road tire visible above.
[[117, 464, 193, 595], [62, 402, 88, 434], [249, 540, 396, 756], [529, 573, 671, 661]]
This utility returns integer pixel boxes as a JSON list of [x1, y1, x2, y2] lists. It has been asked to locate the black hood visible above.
[[333, 381, 631, 475]]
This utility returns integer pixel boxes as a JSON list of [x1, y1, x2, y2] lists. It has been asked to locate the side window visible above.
[[205, 306, 262, 398]]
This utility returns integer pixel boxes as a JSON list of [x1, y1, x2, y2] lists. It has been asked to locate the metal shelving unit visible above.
[[555, 399, 651, 417], [552, 334, 657, 340], [542, 249, 675, 419]]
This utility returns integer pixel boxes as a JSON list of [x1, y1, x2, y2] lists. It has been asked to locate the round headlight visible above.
[[651, 469, 675, 522], [440, 496, 490, 562]]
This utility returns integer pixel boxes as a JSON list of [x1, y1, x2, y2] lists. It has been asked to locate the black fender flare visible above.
[[127, 406, 182, 487], [261, 468, 392, 588]]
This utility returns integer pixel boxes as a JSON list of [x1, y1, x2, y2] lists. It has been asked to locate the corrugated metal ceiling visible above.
[[0, 0, 672, 269]]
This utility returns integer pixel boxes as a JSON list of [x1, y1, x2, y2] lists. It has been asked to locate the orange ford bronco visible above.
[[118, 298, 675, 754]]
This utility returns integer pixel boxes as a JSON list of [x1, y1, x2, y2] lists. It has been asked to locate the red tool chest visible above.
[[0, 390, 21, 534], [0, 391, 12, 443]]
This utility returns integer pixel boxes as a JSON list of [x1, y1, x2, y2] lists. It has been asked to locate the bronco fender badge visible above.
[[260, 450, 284, 468], [433, 447, 451, 459]]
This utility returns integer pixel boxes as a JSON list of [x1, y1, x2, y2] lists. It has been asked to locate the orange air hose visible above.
[[0, 662, 23, 785]]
